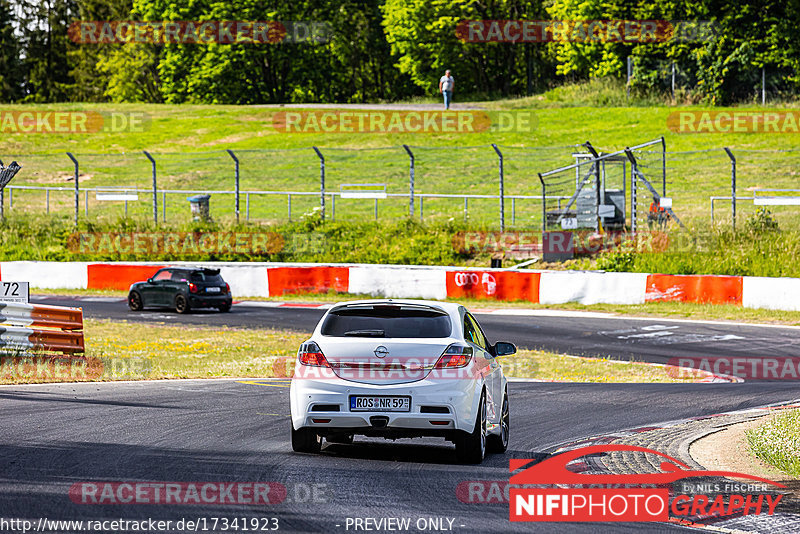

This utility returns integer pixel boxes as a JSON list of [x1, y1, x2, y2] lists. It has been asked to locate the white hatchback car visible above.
[[289, 300, 515, 463]]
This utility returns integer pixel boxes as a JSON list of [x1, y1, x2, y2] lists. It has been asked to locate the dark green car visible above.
[[128, 267, 232, 314]]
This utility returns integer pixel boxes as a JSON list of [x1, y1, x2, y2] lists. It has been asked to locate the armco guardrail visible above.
[[0, 302, 84, 353], [1, 261, 799, 313]]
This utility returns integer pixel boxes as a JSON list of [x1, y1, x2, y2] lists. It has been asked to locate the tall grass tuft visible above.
[[746, 409, 800, 477]]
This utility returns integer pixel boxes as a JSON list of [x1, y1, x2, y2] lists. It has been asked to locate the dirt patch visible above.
[[690, 416, 800, 503]]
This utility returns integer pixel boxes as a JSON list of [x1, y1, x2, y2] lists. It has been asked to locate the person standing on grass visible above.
[[439, 70, 454, 109]]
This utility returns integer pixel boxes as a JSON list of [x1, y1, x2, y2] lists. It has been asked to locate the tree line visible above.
[[0, 0, 798, 105]]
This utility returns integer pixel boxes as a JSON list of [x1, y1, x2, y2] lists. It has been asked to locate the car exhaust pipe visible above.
[[369, 416, 389, 428]]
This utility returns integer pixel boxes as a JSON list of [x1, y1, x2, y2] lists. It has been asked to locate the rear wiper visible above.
[[343, 329, 385, 337]]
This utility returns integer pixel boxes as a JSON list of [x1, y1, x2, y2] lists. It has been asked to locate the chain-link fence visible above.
[[627, 57, 795, 105], [2, 143, 800, 231]]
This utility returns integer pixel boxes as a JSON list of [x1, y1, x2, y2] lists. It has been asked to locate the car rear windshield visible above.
[[190, 271, 224, 284], [321, 305, 452, 338]]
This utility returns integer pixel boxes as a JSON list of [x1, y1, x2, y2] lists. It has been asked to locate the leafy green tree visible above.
[[18, 0, 78, 102], [68, 0, 134, 101], [99, 0, 413, 104], [382, 0, 551, 98], [693, 0, 800, 104], [0, 0, 22, 101]]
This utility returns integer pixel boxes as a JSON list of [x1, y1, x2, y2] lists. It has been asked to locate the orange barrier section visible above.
[[30, 304, 84, 330], [645, 274, 743, 305], [267, 267, 349, 296], [1, 302, 86, 354], [446, 271, 541, 302], [87, 264, 167, 290], [28, 329, 86, 353]]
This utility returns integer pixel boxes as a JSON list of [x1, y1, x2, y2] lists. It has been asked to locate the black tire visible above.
[[291, 424, 322, 453], [456, 390, 486, 464], [487, 390, 509, 453], [326, 433, 354, 445], [217, 303, 231, 313], [128, 291, 143, 311], [175, 294, 190, 314]]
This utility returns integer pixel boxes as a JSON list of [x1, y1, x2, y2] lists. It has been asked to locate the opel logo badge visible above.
[[374, 346, 389, 359]]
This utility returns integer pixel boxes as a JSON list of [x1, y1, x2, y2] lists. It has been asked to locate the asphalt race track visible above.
[[34, 296, 800, 378], [3, 379, 800, 533], [4, 295, 797, 533]]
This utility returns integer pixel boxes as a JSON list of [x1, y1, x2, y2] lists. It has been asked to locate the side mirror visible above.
[[147, 278, 154, 283], [493, 342, 516, 356]]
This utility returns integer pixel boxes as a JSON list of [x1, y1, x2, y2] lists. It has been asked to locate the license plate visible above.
[[206, 287, 221, 293], [350, 396, 410, 412]]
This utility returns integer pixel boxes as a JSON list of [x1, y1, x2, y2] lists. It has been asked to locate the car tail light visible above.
[[188, 282, 199, 293], [434, 344, 473, 368], [298, 341, 330, 368], [225, 283, 230, 294]]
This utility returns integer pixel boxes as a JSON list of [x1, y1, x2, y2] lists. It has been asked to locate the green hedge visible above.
[[2, 211, 800, 278]]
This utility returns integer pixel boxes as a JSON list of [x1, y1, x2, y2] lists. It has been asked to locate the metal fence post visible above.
[[84, 190, 88, 216], [537, 173, 546, 233], [626, 56, 633, 103], [403, 144, 415, 217], [66, 152, 79, 226], [724, 147, 736, 230], [583, 142, 602, 231], [143, 151, 157, 225], [660, 136, 666, 196], [711, 198, 715, 224], [312, 147, 325, 220], [512, 197, 515, 226], [492, 144, 504, 231], [671, 63, 676, 101], [624, 148, 638, 234], [162, 191, 167, 222], [226, 149, 240, 223]]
